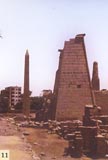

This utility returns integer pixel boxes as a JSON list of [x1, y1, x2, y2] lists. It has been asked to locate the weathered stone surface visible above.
[[23, 50, 30, 118], [79, 126, 98, 155], [96, 134, 107, 157], [94, 90, 108, 115], [53, 34, 94, 120], [92, 61, 100, 90]]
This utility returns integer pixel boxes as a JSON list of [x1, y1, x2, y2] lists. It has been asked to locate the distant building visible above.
[[1, 86, 21, 110], [42, 90, 52, 97]]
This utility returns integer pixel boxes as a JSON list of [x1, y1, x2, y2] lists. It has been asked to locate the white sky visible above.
[[0, 0, 108, 96]]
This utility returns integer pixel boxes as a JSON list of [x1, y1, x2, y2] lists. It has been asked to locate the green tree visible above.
[[30, 96, 43, 110]]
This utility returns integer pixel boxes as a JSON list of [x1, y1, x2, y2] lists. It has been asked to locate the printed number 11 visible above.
[[2, 152, 8, 158], [0, 150, 9, 160]]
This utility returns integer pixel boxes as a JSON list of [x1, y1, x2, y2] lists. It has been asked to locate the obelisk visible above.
[[23, 50, 30, 118], [92, 61, 100, 90]]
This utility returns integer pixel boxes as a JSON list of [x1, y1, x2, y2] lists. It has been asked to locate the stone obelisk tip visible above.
[[25, 49, 29, 55]]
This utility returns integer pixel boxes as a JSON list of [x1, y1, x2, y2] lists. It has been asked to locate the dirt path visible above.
[[25, 128, 92, 160], [0, 136, 33, 160], [0, 116, 35, 160]]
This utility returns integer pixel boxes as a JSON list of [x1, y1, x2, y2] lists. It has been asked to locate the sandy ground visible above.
[[25, 128, 92, 160], [0, 115, 107, 160], [0, 136, 33, 160], [0, 116, 35, 160], [20, 122, 108, 160]]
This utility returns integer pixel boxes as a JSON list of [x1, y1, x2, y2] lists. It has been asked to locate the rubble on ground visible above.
[[9, 105, 108, 159]]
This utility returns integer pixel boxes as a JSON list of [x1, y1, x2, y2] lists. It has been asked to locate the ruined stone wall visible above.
[[94, 90, 108, 115], [53, 34, 94, 120]]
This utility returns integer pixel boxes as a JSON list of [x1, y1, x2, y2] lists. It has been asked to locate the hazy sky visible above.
[[0, 0, 108, 96]]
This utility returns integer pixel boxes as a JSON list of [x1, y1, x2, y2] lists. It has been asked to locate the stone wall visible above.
[[53, 34, 94, 120], [94, 90, 108, 115]]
